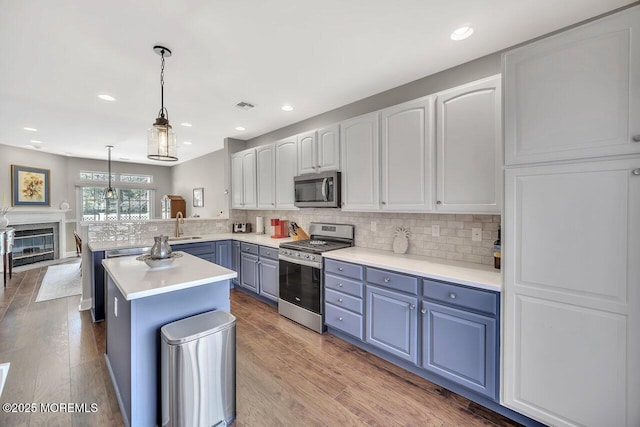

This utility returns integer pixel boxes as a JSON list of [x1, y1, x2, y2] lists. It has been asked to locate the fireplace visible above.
[[13, 228, 55, 267], [10, 222, 59, 268]]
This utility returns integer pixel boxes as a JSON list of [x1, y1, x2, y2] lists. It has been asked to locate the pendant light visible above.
[[148, 45, 178, 161], [104, 145, 117, 199]]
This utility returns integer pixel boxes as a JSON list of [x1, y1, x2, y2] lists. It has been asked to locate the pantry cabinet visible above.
[[435, 76, 501, 213], [380, 97, 434, 211], [503, 7, 640, 427]]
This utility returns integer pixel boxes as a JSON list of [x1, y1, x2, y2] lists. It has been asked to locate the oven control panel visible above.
[[279, 248, 322, 268]]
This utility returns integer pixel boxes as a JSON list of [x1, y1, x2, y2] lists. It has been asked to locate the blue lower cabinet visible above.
[[365, 285, 419, 364], [240, 252, 259, 292], [232, 241, 241, 285], [325, 304, 364, 340], [259, 257, 279, 301], [172, 241, 215, 261], [421, 300, 497, 400], [215, 240, 233, 270]]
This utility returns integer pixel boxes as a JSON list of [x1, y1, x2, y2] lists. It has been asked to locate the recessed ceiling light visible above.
[[180, 122, 192, 127], [30, 140, 42, 144], [450, 26, 474, 41], [235, 126, 246, 131], [281, 104, 294, 111], [98, 94, 116, 101], [183, 141, 192, 145], [23, 127, 37, 132]]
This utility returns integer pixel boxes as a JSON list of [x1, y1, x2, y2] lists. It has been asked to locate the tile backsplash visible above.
[[85, 210, 500, 267], [234, 210, 500, 266]]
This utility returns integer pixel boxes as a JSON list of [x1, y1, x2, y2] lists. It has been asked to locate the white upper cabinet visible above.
[[316, 124, 340, 172], [231, 148, 257, 209], [297, 125, 340, 175], [297, 131, 317, 175], [341, 112, 380, 211], [504, 7, 640, 165], [256, 144, 275, 209], [435, 75, 501, 213], [380, 97, 434, 211], [275, 138, 298, 209]]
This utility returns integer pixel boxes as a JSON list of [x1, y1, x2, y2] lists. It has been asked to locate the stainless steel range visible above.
[[278, 222, 354, 333]]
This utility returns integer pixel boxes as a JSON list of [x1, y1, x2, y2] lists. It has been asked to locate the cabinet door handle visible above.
[[409, 304, 415, 310], [449, 293, 457, 299], [338, 283, 343, 287], [295, 297, 301, 302], [384, 277, 390, 283], [338, 267, 343, 271], [421, 308, 427, 314], [381, 201, 386, 205], [632, 168, 640, 176], [632, 135, 640, 142], [338, 317, 343, 321], [338, 298, 343, 303], [436, 200, 442, 205]]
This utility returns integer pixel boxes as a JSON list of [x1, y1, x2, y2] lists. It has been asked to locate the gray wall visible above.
[[0, 144, 173, 219], [244, 53, 501, 148]]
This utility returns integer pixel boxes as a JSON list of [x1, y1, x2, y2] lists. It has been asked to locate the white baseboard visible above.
[[79, 297, 92, 311]]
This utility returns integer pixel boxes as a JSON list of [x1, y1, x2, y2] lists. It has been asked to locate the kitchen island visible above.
[[102, 251, 236, 427]]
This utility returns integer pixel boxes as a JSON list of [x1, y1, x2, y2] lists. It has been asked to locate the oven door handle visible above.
[[279, 256, 323, 269], [321, 178, 328, 201]]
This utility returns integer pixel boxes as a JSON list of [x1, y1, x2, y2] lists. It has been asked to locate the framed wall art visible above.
[[11, 165, 50, 206], [193, 187, 204, 207]]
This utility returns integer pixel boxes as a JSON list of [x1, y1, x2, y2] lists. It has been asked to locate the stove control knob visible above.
[[305, 254, 310, 259], [295, 252, 300, 257], [309, 255, 316, 261]]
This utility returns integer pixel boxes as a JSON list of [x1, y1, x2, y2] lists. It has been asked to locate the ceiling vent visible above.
[[235, 101, 256, 110]]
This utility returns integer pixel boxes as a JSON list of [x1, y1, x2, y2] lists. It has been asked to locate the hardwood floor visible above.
[[0, 264, 521, 426]]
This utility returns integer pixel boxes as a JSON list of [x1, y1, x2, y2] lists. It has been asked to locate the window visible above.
[[79, 171, 154, 221]]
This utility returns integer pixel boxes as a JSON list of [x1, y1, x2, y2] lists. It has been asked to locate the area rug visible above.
[[35, 262, 82, 303]]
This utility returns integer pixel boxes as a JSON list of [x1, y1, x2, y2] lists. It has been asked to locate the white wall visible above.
[[170, 148, 229, 218]]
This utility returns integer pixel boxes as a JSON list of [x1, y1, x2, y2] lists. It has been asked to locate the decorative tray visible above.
[[136, 252, 183, 269]]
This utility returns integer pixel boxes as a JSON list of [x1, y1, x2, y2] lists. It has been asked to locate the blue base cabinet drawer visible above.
[[325, 304, 364, 340], [423, 279, 497, 316], [325, 288, 363, 314], [325, 273, 364, 298], [325, 259, 363, 281], [240, 242, 259, 256], [367, 267, 418, 295], [422, 300, 497, 400], [259, 245, 279, 261]]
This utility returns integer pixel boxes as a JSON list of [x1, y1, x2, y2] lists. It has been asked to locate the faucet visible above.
[[175, 211, 184, 237]]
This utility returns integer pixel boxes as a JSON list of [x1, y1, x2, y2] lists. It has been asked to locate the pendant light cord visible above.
[[159, 49, 167, 120]]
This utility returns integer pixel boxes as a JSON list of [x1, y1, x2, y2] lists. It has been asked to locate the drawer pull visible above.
[[384, 277, 391, 283], [338, 298, 343, 303], [421, 308, 427, 314], [338, 283, 343, 287], [338, 317, 343, 321], [338, 267, 343, 271], [633, 135, 640, 142], [449, 293, 457, 299], [409, 303, 415, 310]]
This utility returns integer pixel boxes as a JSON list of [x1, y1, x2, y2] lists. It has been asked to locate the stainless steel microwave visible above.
[[294, 171, 341, 208]]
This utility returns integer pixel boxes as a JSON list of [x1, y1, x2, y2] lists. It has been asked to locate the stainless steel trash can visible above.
[[161, 310, 236, 427]]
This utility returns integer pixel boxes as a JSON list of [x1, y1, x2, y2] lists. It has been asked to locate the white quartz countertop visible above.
[[102, 251, 237, 300], [323, 247, 501, 292], [88, 232, 295, 252]]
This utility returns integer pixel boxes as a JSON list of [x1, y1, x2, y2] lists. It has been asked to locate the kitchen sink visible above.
[[169, 236, 202, 241]]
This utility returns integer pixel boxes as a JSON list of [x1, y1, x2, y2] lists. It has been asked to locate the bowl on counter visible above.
[[136, 252, 183, 269]]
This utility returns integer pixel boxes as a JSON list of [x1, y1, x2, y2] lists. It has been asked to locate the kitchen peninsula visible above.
[[102, 251, 236, 427]]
